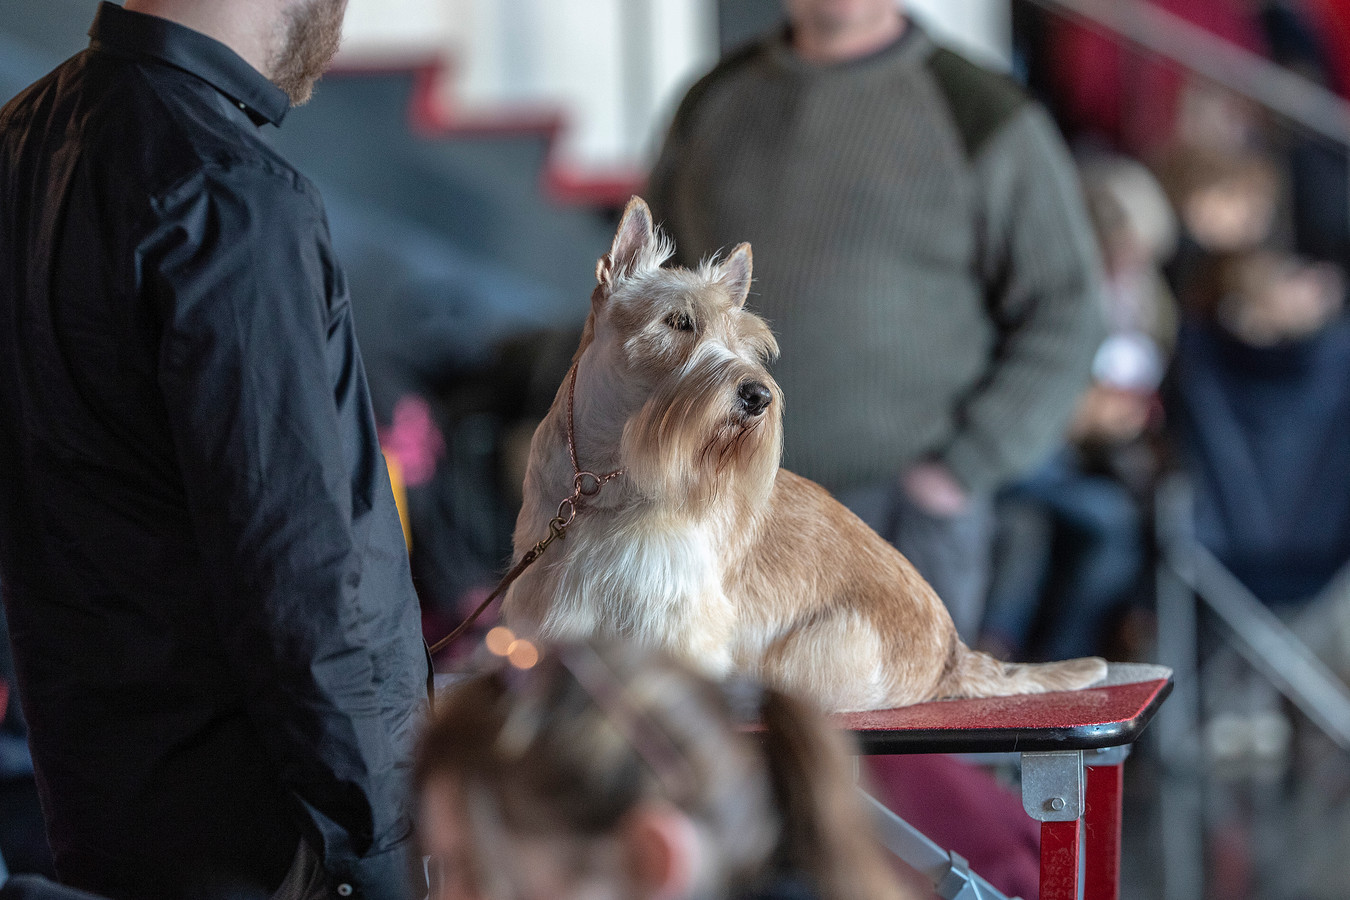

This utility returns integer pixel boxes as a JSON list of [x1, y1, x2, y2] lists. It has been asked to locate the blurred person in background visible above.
[[1165, 247, 1350, 896], [1022, 0, 1350, 274], [415, 638, 914, 900], [0, 1, 429, 898], [1157, 135, 1283, 315], [648, 0, 1104, 645], [982, 154, 1179, 662], [1169, 248, 1350, 606]]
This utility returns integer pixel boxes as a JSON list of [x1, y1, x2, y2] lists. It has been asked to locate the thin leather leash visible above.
[[427, 363, 624, 655]]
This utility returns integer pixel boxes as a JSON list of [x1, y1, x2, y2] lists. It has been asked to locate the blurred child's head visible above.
[[1082, 155, 1178, 276], [415, 637, 904, 900], [1161, 149, 1280, 253]]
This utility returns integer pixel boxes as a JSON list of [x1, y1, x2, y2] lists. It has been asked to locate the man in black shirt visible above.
[[0, 3, 429, 898]]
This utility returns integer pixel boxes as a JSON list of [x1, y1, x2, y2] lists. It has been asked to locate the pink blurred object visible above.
[[0, 678, 9, 724], [1048, 0, 1266, 153], [379, 395, 445, 487], [865, 754, 1042, 900], [1307, 0, 1350, 98]]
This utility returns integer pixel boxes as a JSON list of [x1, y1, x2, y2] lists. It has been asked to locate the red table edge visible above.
[[841, 676, 1174, 755]]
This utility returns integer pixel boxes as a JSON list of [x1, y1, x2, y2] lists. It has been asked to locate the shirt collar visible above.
[[87, 2, 289, 127], [770, 15, 933, 77]]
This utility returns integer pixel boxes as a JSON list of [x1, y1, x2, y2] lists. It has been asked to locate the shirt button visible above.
[[336, 884, 353, 897]]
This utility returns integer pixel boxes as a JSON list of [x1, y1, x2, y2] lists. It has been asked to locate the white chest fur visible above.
[[523, 511, 736, 673]]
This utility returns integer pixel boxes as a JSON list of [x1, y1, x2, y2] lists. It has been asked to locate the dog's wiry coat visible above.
[[503, 198, 1107, 712]]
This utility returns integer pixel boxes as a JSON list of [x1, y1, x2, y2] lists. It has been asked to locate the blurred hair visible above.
[[1081, 154, 1178, 262], [1158, 147, 1281, 215], [414, 640, 907, 900]]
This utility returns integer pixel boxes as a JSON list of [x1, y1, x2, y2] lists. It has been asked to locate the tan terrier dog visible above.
[[503, 198, 1107, 712]]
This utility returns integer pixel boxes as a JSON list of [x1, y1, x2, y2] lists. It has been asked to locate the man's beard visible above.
[[268, 0, 347, 106]]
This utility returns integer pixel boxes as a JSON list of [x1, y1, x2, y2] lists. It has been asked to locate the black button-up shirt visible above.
[[0, 5, 428, 899]]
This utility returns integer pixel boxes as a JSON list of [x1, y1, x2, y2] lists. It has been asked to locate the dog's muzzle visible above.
[[737, 381, 773, 416]]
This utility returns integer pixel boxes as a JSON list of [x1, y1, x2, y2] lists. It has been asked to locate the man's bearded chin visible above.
[[268, 0, 347, 106]]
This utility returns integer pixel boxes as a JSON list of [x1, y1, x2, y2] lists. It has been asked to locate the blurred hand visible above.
[[1069, 386, 1151, 444], [902, 461, 969, 517]]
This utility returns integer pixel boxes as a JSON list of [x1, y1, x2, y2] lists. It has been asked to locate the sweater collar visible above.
[[766, 15, 934, 78], [88, 2, 289, 127]]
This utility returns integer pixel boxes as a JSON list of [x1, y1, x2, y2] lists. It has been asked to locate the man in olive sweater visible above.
[[648, 0, 1104, 641]]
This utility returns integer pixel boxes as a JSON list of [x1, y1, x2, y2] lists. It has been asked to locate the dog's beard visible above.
[[621, 361, 781, 510], [268, 0, 347, 106]]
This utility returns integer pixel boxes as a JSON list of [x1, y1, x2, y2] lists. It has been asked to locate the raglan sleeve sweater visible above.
[[937, 102, 1106, 494], [648, 27, 1104, 496]]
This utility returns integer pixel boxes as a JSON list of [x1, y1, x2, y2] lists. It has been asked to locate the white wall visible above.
[[341, 0, 458, 57], [335, 0, 1008, 183], [907, 0, 1011, 69], [340, 0, 716, 181]]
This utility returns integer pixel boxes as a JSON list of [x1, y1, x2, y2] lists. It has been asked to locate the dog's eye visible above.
[[665, 311, 696, 332]]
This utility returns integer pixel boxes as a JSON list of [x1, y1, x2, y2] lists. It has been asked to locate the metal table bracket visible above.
[[1021, 750, 1085, 823]]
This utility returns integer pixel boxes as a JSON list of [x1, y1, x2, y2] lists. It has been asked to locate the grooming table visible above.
[[840, 663, 1172, 900]]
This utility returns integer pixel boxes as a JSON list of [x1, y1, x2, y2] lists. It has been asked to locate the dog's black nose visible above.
[[738, 381, 773, 416]]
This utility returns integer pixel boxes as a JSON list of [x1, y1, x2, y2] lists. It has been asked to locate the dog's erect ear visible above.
[[597, 196, 655, 288], [719, 243, 753, 308]]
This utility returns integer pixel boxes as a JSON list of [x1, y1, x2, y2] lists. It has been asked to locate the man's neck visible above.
[[791, 7, 907, 65], [123, 0, 276, 75]]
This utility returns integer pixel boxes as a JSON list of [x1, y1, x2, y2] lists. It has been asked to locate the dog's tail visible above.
[[935, 644, 1108, 700]]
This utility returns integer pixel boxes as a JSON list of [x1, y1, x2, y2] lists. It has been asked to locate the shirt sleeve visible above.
[[936, 104, 1106, 494], [146, 164, 418, 900]]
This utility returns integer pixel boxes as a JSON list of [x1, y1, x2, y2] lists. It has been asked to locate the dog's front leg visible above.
[[667, 593, 737, 679]]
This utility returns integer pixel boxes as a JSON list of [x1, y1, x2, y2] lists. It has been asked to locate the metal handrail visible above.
[[1023, 0, 1350, 147]]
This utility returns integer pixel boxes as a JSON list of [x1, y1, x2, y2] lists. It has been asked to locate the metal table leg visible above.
[[860, 789, 1020, 900], [1084, 748, 1129, 900], [1039, 819, 1083, 900], [1021, 746, 1132, 900]]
